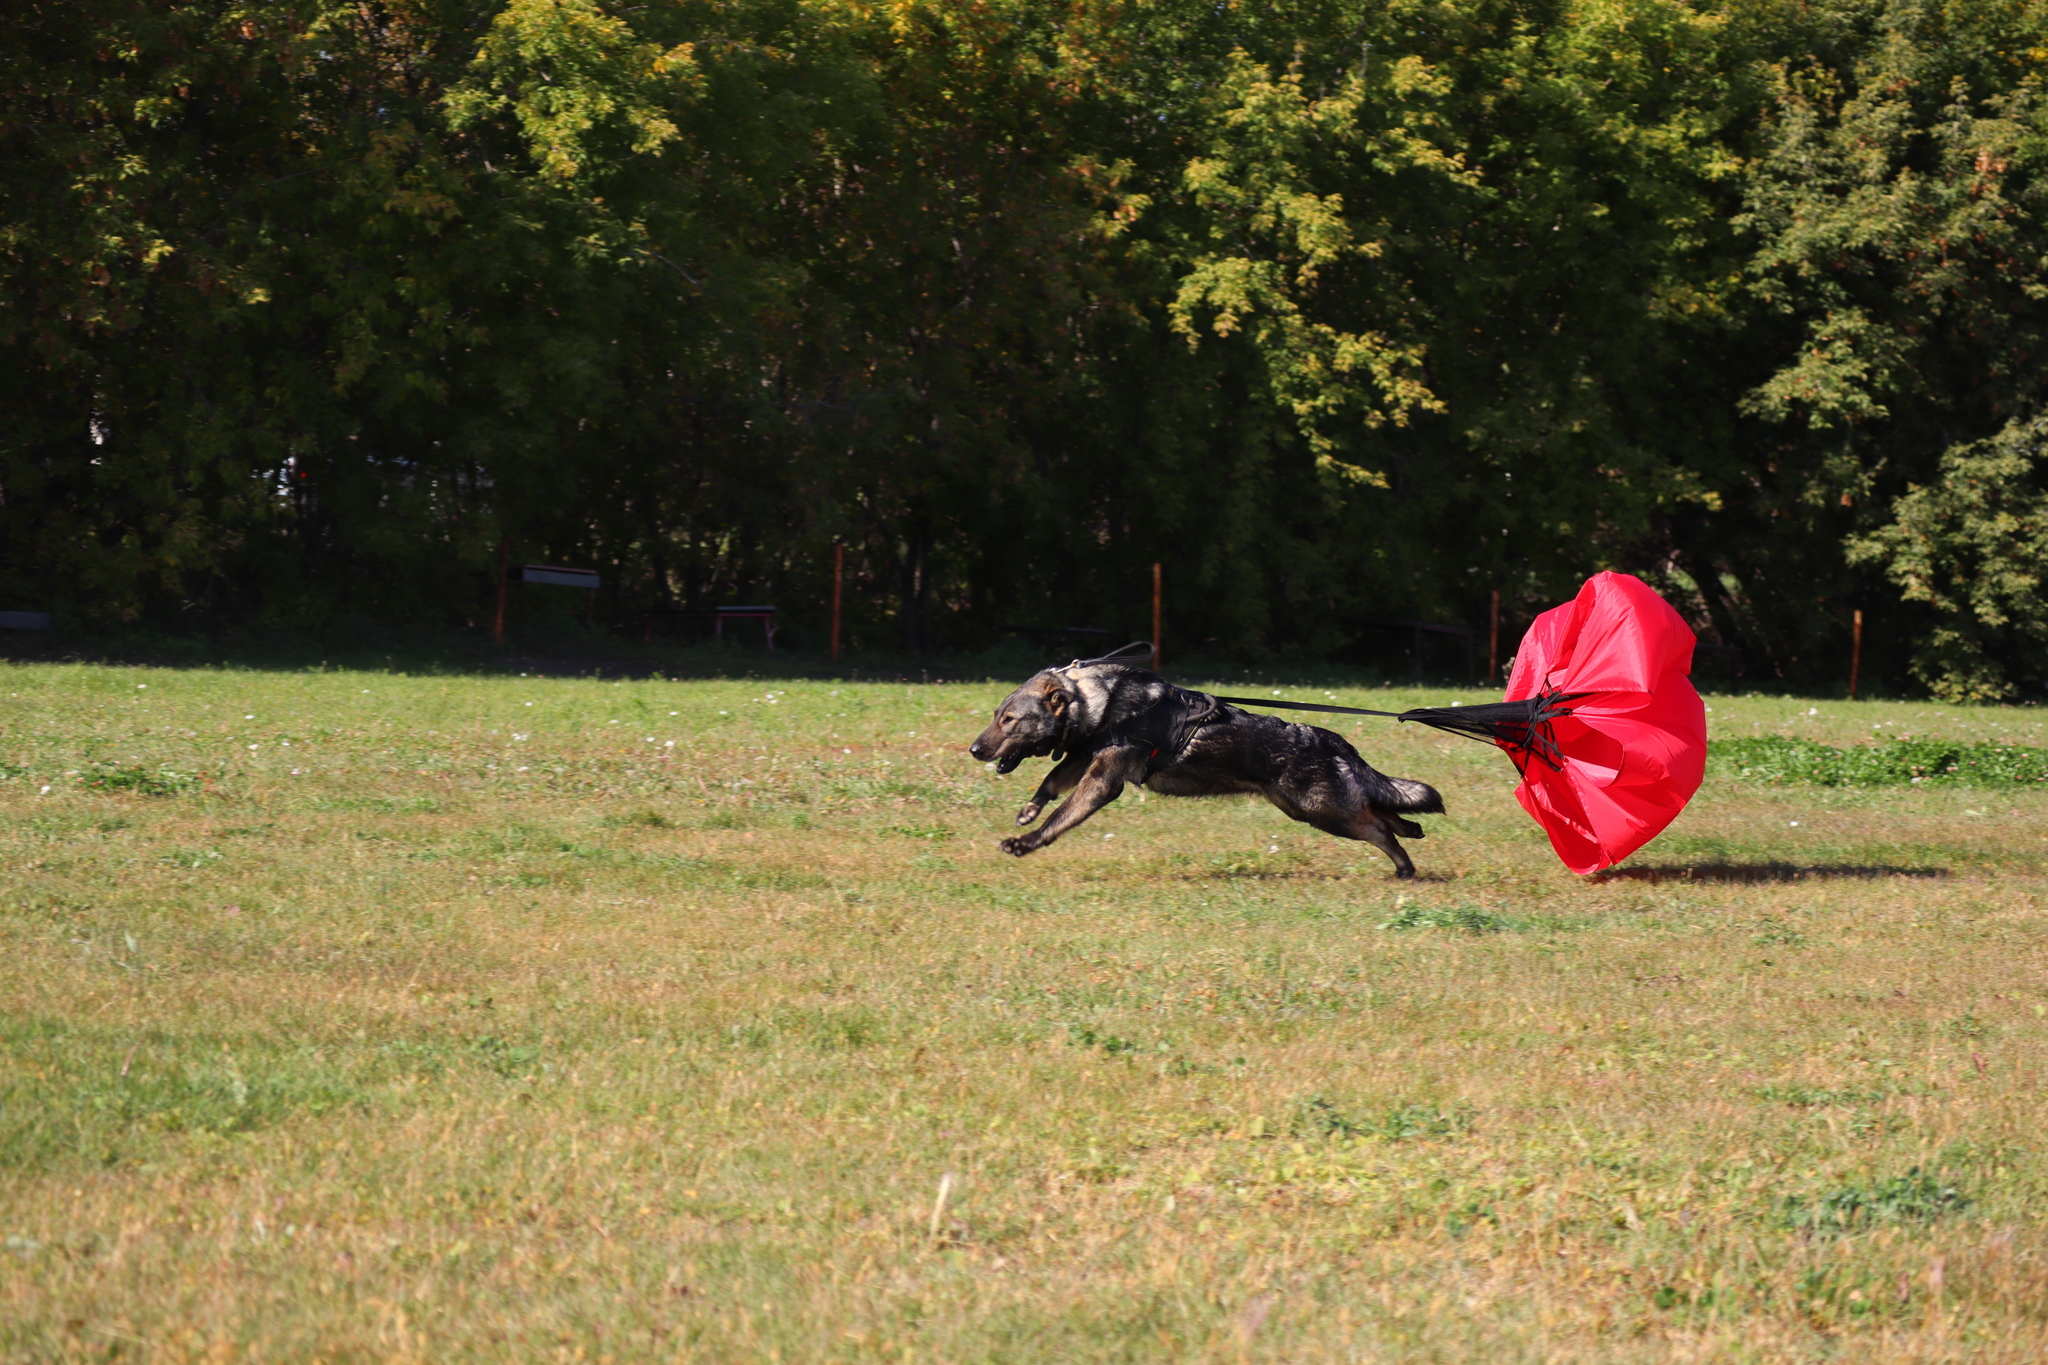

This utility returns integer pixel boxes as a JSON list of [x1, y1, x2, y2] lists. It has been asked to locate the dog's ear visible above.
[[1042, 682, 1069, 714]]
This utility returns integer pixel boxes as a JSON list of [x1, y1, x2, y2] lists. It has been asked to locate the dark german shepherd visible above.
[[968, 657, 1444, 878]]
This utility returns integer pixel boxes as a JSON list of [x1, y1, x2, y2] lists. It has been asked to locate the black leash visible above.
[[1210, 694, 1404, 718]]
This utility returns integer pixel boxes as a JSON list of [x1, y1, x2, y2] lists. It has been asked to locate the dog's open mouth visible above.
[[992, 738, 1063, 775]]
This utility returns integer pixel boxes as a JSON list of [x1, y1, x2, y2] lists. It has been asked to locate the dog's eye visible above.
[[1000, 714, 1014, 726]]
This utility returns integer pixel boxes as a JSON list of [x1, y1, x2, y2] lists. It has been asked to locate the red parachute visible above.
[[1498, 572, 1707, 873]]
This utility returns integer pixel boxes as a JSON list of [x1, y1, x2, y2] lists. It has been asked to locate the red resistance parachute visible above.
[[1501, 572, 1707, 874]]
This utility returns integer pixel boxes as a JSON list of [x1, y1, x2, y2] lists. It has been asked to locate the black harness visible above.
[[1106, 685, 1226, 777]]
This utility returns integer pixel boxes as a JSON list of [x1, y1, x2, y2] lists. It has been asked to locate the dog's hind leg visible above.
[[1298, 808, 1417, 879], [1015, 751, 1090, 828], [1353, 816, 1417, 879]]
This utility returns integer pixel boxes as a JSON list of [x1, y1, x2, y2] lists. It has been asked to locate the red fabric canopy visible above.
[[1502, 572, 1707, 874]]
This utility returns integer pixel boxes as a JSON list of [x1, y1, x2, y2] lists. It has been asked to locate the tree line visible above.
[[5, 0, 2047, 698]]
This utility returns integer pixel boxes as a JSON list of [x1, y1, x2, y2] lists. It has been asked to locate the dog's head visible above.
[[969, 670, 1076, 773]]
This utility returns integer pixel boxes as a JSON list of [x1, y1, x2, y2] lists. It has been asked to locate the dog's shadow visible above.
[[1591, 862, 1950, 885], [1178, 867, 1460, 884]]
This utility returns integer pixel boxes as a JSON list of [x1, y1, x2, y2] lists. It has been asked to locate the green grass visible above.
[[1, 665, 2046, 1361], [1713, 735, 2048, 787]]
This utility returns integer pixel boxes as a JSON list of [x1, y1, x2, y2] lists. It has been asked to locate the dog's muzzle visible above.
[[969, 735, 1037, 775]]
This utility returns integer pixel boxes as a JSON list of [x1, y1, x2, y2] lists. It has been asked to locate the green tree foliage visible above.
[[1850, 417, 2048, 699], [4, 0, 2046, 692], [1719, 0, 2048, 692]]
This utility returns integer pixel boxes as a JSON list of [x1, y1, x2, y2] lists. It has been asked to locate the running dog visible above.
[[968, 656, 1444, 877]]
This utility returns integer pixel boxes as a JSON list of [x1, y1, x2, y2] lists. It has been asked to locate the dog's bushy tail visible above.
[[1372, 772, 1445, 814]]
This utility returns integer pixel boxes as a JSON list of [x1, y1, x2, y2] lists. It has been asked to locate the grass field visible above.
[[3, 659, 2047, 1362]]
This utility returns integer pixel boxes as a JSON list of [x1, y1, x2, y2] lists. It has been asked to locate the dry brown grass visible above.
[[2, 663, 2046, 1362]]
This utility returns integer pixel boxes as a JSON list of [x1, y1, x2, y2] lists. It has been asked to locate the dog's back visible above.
[[1152, 704, 1441, 808]]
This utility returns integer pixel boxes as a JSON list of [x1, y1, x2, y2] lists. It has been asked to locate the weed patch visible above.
[[1651, 1284, 1731, 1313], [1947, 1013, 1991, 1040], [1382, 901, 1512, 934], [600, 809, 676, 829], [471, 1035, 541, 1078], [159, 848, 224, 870], [727, 1006, 889, 1052], [1715, 736, 2048, 787], [1780, 1168, 1968, 1235], [1068, 1024, 1141, 1057], [306, 795, 443, 814], [1755, 1084, 1895, 1107], [1292, 1095, 1475, 1141], [1752, 918, 1809, 948], [81, 762, 204, 796], [699, 809, 754, 829]]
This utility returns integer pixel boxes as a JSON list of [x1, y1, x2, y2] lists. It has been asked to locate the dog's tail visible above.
[[1371, 772, 1445, 815]]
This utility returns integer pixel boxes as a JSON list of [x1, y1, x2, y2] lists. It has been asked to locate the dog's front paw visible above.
[[999, 835, 1039, 858], [1014, 802, 1042, 827]]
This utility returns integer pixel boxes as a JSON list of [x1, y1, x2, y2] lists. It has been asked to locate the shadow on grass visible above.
[[1592, 862, 1951, 885]]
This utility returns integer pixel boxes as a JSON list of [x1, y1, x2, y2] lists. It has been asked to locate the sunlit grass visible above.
[[2, 663, 2046, 1361]]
